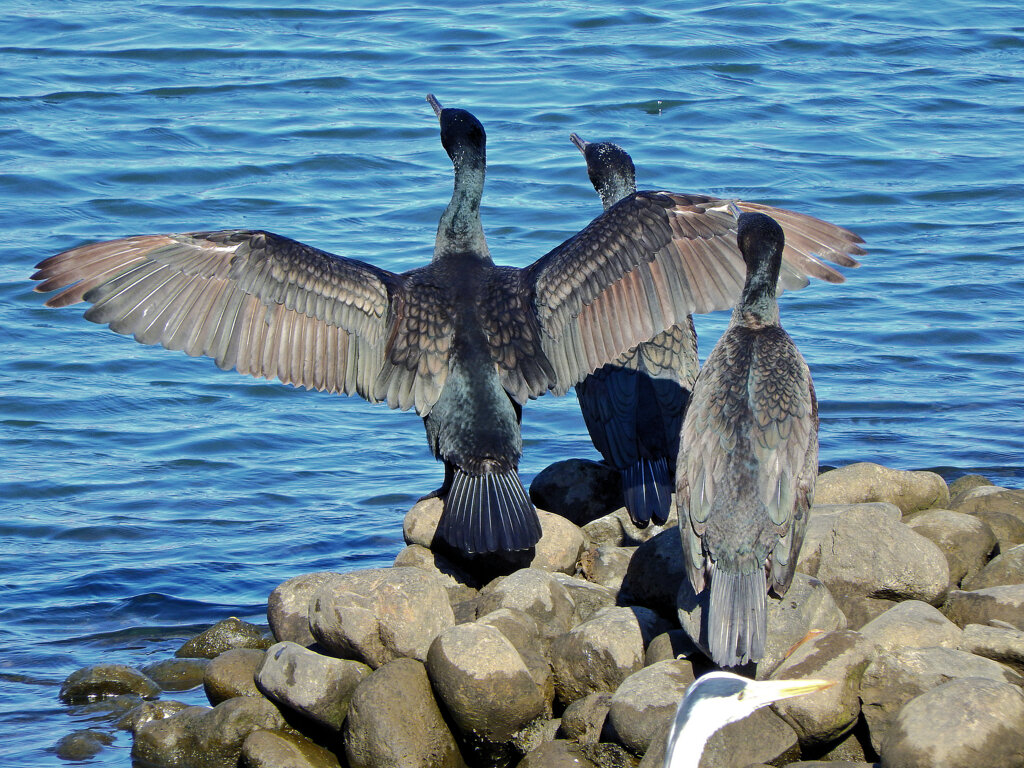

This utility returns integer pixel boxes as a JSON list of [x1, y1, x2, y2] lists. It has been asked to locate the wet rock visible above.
[[343, 657, 464, 768], [770, 630, 877, 748], [620, 528, 687, 615], [966, 508, 1024, 553], [860, 645, 1022, 752], [558, 691, 611, 745], [962, 543, 1024, 589], [645, 629, 702, 666], [943, 584, 1024, 630], [309, 567, 455, 667], [393, 545, 480, 603], [857, 600, 962, 652], [578, 545, 635, 591], [959, 623, 1024, 675], [550, 573, 618, 625], [476, 568, 576, 644], [60, 663, 160, 704], [176, 617, 271, 659], [77, 692, 145, 721], [879, 677, 1024, 768], [142, 658, 210, 692], [54, 729, 115, 761], [268, 571, 338, 647], [516, 740, 601, 768], [903, 509, 996, 586], [550, 606, 669, 706], [241, 729, 342, 768], [605, 659, 695, 755], [426, 622, 545, 761], [951, 488, 1024, 523], [118, 699, 192, 733], [203, 648, 265, 705], [532, 510, 587, 574], [256, 641, 370, 732], [948, 473, 994, 499], [528, 458, 622, 525], [813, 463, 949, 513]]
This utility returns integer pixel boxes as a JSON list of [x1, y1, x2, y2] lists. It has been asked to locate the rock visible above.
[[620, 528, 688, 615], [770, 630, 877, 748], [966, 509, 1024, 553], [952, 488, 1024, 524], [860, 646, 1023, 752], [516, 740, 601, 768], [904, 509, 997, 586], [54, 729, 115, 761], [558, 692, 611, 745], [528, 458, 622, 525], [403, 497, 444, 547], [550, 606, 669, 706], [948, 473, 994, 499], [786, 763, 874, 768], [879, 677, 1024, 767], [476, 568, 577, 644], [578, 545, 635, 591], [605, 659, 695, 755], [477, 609, 554, 711], [241, 729, 342, 768], [343, 657, 464, 768], [176, 617, 272, 659], [796, 504, 949, 608], [813, 463, 949, 513], [426, 623, 545, 762], [77, 692, 143, 720], [255, 641, 370, 732], [857, 600, 962, 652], [268, 571, 339, 646], [309, 567, 455, 667], [550, 573, 618, 625], [943, 584, 1024, 630], [959, 623, 1024, 675], [393, 545, 480, 603], [203, 648, 265, 705], [581, 512, 629, 548], [142, 658, 210, 692], [118, 699, 192, 733], [532, 510, 587, 574], [60, 663, 160, 704], [645, 630, 702, 666], [963, 543, 1024, 589]]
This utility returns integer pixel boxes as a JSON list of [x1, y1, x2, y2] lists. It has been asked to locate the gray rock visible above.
[[904, 509, 997, 586], [581, 512, 629, 549], [550, 573, 618, 625], [393, 545, 480, 603], [558, 692, 611, 745], [142, 658, 210, 692], [77, 692, 143, 720], [959, 623, 1024, 675], [426, 623, 545, 760], [620, 528, 687, 615], [241, 729, 342, 768], [966, 508, 1024, 554], [532, 510, 587, 575], [943, 584, 1024, 630], [118, 699, 192, 733], [813, 463, 949, 513], [952, 488, 1024, 524], [60, 663, 160, 704], [786, 763, 874, 768], [476, 568, 577, 644], [255, 641, 370, 732], [528, 458, 622, 525], [963, 543, 1024, 589], [268, 571, 339, 646], [860, 646, 1023, 752], [203, 648, 265, 705], [578, 545, 635, 591], [857, 600, 962, 652], [477, 609, 554, 712], [550, 606, 669, 706], [176, 617, 272, 659], [948, 473, 995, 499], [403, 497, 444, 548], [309, 567, 455, 667], [880, 677, 1024, 768], [343, 657, 464, 768], [770, 630, 877, 748], [515, 740, 601, 768], [811, 502, 903, 522], [605, 659, 695, 755], [54, 729, 115, 761], [645, 630, 702, 666]]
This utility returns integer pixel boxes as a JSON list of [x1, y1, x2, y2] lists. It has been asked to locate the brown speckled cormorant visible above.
[[32, 96, 859, 557], [677, 211, 819, 668]]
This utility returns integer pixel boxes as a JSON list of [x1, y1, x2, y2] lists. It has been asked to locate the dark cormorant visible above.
[[32, 97, 858, 557], [677, 211, 819, 668]]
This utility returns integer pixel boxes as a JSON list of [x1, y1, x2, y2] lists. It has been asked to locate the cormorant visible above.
[[677, 211, 819, 668], [32, 97, 858, 557]]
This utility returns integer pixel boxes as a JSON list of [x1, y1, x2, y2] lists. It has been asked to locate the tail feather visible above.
[[622, 456, 673, 528], [708, 566, 768, 668], [436, 466, 541, 554]]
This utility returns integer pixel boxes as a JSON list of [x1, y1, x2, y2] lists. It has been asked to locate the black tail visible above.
[[621, 456, 673, 528], [435, 465, 541, 554], [708, 566, 767, 668]]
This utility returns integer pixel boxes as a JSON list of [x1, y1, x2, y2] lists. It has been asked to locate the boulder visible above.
[[947, 473, 994, 499], [203, 648, 265, 705], [857, 600, 962, 652], [54, 730, 115, 761], [267, 571, 338, 647], [241, 729, 342, 768], [620, 528, 688, 615], [578, 545, 636, 592], [516, 740, 602, 768], [142, 658, 209, 692], [966, 509, 1024, 554], [959, 623, 1024, 675], [904, 509, 997, 587], [605, 659, 695, 755], [532, 510, 587, 574], [558, 692, 611, 745], [645, 630, 703, 666], [403, 497, 444, 548], [392, 545, 480, 603], [176, 618, 271, 659], [550, 573, 618, 625], [813, 463, 948, 513], [528, 458, 622, 525], [476, 568, 576, 644], [951, 488, 1024, 523], [308, 567, 455, 667], [60, 664, 160, 704], [962, 543, 1024, 589], [477, 609, 554, 712], [943, 584, 1024, 630], [118, 700, 192, 734]]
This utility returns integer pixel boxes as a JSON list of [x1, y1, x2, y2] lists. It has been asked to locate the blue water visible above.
[[2, 1, 1023, 764]]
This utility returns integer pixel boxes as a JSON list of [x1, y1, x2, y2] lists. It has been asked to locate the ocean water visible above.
[[2, 1, 1022, 764]]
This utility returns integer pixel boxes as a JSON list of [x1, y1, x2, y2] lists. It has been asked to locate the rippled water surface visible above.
[[2, 1, 1023, 763]]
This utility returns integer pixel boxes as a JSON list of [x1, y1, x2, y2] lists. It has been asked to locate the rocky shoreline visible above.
[[55, 462, 1024, 768]]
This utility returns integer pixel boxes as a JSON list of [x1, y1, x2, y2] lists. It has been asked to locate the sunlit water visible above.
[[2, 1, 1022, 764]]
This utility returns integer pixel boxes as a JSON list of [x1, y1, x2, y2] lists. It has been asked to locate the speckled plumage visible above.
[[677, 212, 818, 668]]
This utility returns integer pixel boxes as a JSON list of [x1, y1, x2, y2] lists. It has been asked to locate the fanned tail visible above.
[[436, 465, 541, 554], [708, 566, 767, 668], [621, 456, 672, 528]]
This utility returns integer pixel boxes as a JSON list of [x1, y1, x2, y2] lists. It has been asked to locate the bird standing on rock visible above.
[[678, 211, 820, 668], [32, 96, 858, 558]]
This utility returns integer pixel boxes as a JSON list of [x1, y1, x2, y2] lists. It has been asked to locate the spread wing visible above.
[[526, 191, 863, 393], [32, 230, 400, 405]]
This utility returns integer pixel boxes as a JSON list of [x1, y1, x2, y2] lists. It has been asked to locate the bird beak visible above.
[[570, 132, 589, 153], [756, 677, 835, 703], [426, 93, 443, 118]]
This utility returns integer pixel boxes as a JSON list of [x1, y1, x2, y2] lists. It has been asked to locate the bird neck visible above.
[[734, 252, 781, 329], [664, 703, 721, 768], [434, 160, 490, 261], [598, 176, 636, 210]]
